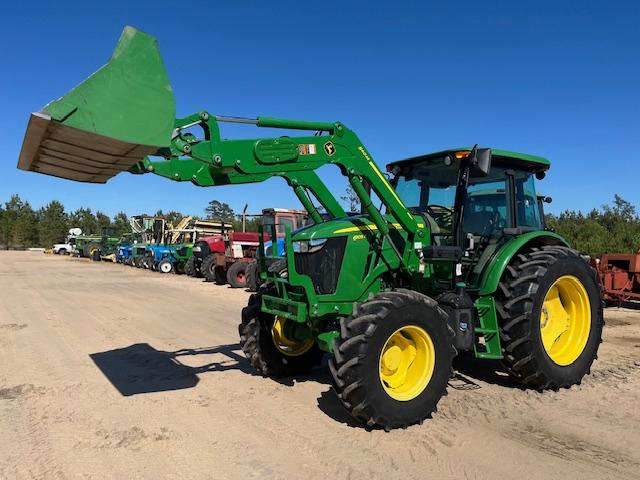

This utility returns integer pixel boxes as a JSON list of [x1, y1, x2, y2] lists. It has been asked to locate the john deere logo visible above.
[[324, 141, 336, 156]]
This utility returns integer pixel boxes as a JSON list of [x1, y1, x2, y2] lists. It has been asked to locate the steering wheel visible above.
[[426, 205, 453, 227]]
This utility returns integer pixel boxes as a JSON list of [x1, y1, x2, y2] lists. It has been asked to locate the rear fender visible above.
[[478, 232, 569, 295]]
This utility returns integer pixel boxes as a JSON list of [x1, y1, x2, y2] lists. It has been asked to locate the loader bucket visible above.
[[18, 26, 175, 183]]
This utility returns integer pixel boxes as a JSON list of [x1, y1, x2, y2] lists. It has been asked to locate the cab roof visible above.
[[388, 147, 550, 172]]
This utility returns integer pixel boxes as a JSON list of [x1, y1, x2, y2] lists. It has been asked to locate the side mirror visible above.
[[470, 148, 491, 177]]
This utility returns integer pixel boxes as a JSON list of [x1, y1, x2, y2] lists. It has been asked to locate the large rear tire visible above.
[[329, 290, 455, 430], [496, 246, 603, 390], [239, 288, 324, 377], [227, 262, 248, 288], [245, 262, 260, 292], [201, 254, 218, 282], [90, 248, 101, 262], [184, 256, 196, 276], [85, 242, 99, 259]]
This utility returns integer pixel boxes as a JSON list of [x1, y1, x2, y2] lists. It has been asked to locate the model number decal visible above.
[[298, 144, 317, 155]]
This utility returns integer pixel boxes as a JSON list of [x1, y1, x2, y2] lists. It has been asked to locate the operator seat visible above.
[[422, 211, 441, 246], [463, 210, 495, 239]]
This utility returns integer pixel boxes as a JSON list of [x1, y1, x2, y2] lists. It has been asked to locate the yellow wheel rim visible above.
[[379, 325, 435, 401], [540, 275, 591, 366], [271, 316, 314, 357]]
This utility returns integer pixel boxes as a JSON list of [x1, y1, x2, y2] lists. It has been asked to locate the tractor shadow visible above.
[[89, 342, 363, 425], [452, 355, 523, 389], [89, 342, 331, 396], [611, 301, 640, 311], [90, 343, 258, 396]]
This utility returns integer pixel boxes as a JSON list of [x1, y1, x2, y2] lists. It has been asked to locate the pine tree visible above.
[[38, 201, 68, 247]]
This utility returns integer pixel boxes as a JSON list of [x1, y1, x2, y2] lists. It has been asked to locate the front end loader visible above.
[[18, 27, 603, 430]]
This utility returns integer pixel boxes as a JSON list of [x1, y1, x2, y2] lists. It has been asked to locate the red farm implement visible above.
[[594, 253, 640, 305]]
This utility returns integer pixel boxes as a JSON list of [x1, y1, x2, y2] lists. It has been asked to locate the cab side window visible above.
[[464, 177, 510, 238], [515, 173, 542, 229], [277, 216, 295, 234]]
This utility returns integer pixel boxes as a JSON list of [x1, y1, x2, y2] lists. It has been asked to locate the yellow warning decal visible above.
[[334, 223, 424, 234]]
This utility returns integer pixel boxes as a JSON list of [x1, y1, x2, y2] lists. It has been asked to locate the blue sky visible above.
[[1, 1, 638, 217]]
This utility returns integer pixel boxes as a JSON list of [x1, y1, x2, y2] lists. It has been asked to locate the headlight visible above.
[[293, 238, 328, 253], [192, 245, 201, 252]]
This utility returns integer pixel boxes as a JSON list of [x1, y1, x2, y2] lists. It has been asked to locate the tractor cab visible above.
[[388, 148, 550, 288], [262, 208, 309, 236]]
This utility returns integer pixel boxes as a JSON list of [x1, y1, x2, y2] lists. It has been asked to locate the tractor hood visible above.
[[291, 214, 424, 241]]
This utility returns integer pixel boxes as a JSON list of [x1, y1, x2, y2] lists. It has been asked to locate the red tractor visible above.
[[190, 208, 307, 288]]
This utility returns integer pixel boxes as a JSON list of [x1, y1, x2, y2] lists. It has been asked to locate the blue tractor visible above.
[[115, 233, 136, 264], [145, 217, 232, 274], [145, 243, 174, 273]]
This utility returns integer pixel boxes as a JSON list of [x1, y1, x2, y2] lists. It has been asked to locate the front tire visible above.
[[239, 288, 324, 377], [496, 246, 604, 390], [329, 290, 455, 430], [158, 259, 173, 274]]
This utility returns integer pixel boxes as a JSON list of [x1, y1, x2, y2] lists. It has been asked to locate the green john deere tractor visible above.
[[75, 227, 120, 260], [18, 27, 603, 430]]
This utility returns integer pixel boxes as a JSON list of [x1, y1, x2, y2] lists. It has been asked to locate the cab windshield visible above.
[[394, 156, 458, 235], [392, 155, 527, 242], [263, 213, 297, 235]]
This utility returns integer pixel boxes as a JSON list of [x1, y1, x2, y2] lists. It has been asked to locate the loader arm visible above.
[[131, 112, 420, 241]]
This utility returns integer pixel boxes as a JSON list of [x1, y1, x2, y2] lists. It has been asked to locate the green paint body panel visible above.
[[171, 244, 193, 262], [17, 26, 579, 365], [477, 231, 569, 295], [317, 331, 340, 353], [44, 27, 175, 147], [473, 296, 502, 359], [262, 294, 308, 323]]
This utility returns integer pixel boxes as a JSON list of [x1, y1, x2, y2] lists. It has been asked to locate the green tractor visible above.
[[75, 227, 120, 260], [18, 27, 603, 430]]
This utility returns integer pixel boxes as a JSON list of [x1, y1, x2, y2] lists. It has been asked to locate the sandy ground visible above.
[[0, 251, 638, 480]]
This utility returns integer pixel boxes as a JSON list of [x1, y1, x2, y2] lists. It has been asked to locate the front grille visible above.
[[177, 246, 188, 256], [293, 237, 347, 295]]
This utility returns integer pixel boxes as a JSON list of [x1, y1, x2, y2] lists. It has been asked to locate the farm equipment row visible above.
[[18, 26, 605, 430], [106, 209, 304, 290]]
